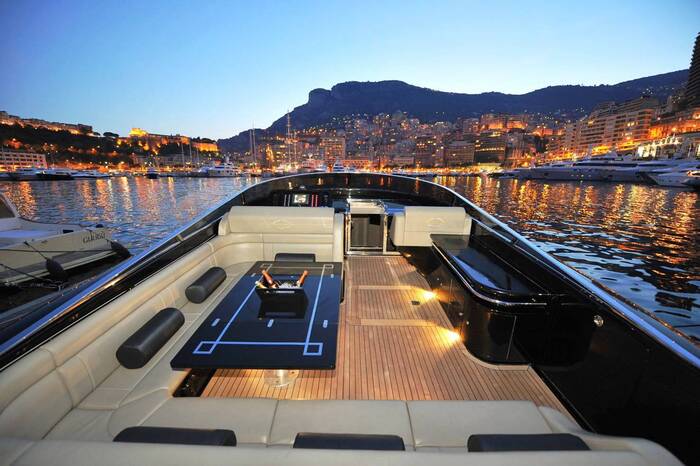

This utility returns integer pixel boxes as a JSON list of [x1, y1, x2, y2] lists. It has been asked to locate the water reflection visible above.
[[1, 177, 255, 253], [1, 176, 697, 340]]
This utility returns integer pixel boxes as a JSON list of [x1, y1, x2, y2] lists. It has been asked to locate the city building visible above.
[[474, 131, 506, 163], [0, 111, 94, 135], [547, 96, 658, 158], [636, 132, 700, 159], [460, 118, 480, 135], [0, 148, 48, 170], [118, 128, 218, 154], [319, 136, 346, 164], [443, 140, 475, 166], [686, 32, 700, 108], [649, 107, 700, 139], [478, 114, 529, 132], [414, 136, 440, 166], [391, 154, 415, 167]]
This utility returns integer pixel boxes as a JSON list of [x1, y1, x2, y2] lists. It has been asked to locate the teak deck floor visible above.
[[203, 256, 567, 412]]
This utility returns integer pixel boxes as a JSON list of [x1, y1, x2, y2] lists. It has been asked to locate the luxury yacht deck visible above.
[[203, 256, 568, 413]]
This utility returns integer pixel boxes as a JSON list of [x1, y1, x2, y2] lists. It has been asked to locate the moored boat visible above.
[[204, 163, 240, 177], [36, 168, 76, 180], [8, 167, 42, 181], [646, 163, 700, 187], [0, 193, 129, 286], [684, 170, 700, 191], [145, 167, 160, 179], [73, 169, 110, 179]]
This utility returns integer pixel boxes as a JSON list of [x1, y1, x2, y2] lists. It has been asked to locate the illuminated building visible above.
[[118, 128, 218, 154], [319, 136, 346, 164], [474, 131, 506, 163], [0, 148, 48, 170], [119, 128, 190, 153], [444, 140, 475, 166], [479, 114, 528, 131], [460, 118, 480, 135], [0, 111, 93, 135], [649, 107, 700, 139], [391, 154, 415, 167], [414, 136, 439, 166], [549, 96, 658, 158], [637, 132, 700, 159], [191, 139, 218, 152], [687, 32, 700, 108]]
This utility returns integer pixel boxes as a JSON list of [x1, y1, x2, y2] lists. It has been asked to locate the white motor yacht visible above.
[[73, 170, 110, 179], [8, 167, 43, 181], [0, 193, 128, 286], [36, 168, 77, 180], [205, 163, 240, 178], [597, 157, 699, 182], [0, 173, 692, 466], [647, 163, 700, 187], [683, 170, 700, 191]]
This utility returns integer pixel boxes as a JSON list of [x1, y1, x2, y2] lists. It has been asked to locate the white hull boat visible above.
[[0, 194, 129, 286], [74, 170, 110, 179], [205, 163, 240, 177]]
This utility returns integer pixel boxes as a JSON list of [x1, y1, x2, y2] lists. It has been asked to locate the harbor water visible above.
[[1, 176, 698, 341]]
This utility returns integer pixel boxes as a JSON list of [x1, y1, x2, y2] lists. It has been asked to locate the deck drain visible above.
[[411, 300, 421, 306]]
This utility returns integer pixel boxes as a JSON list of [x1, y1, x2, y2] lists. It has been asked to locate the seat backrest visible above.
[[390, 206, 471, 247], [0, 242, 217, 440], [219, 207, 343, 262]]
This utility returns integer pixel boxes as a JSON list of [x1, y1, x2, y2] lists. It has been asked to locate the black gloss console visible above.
[[271, 190, 332, 207]]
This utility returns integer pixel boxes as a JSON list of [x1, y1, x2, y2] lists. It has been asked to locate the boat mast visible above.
[[286, 111, 292, 166]]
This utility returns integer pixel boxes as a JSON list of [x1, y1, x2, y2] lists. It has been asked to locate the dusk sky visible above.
[[1, 0, 698, 139]]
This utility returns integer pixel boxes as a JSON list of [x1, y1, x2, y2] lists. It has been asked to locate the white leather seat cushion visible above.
[[269, 400, 414, 447], [7, 439, 657, 466], [408, 401, 552, 449], [390, 206, 471, 247], [226, 206, 334, 234], [142, 398, 278, 445]]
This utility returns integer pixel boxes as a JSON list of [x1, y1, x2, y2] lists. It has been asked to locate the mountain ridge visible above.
[[219, 69, 688, 152]]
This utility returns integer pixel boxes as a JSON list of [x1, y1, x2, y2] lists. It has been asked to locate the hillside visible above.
[[219, 69, 688, 152]]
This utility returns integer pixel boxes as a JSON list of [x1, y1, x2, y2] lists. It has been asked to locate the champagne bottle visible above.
[[261, 270, 278, 288], [296, 270, 309, 287]]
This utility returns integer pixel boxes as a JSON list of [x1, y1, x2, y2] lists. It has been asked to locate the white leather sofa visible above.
[[390, 206, 471, 247], [216, 206, 344, 263]]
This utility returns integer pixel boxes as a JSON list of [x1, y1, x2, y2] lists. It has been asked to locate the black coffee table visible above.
[[170, 261, 342, 370]]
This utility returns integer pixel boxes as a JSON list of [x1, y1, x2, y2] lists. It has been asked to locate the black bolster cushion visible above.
[[114, 426, 236, 446], [467, 434, 589, 452], [294, 433, 405, 451], [116, 308, 184, 369], [186, 267, 227, 303], [274, 253, 316, 262]]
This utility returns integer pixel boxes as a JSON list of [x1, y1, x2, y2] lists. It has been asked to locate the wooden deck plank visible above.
[[202, 256, 569, 415]]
